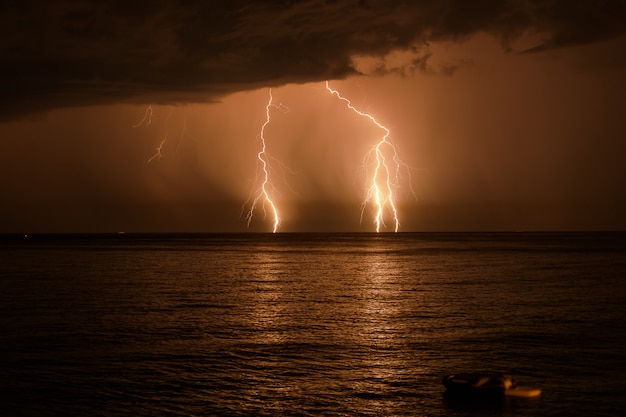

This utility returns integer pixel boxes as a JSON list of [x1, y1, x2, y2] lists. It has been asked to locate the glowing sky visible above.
[[1, 1, 625, 232]]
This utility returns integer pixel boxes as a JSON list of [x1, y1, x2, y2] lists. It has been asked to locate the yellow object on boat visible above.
[[505, 386, 542, 398]]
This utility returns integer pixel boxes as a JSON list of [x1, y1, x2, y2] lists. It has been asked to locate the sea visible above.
[[1, 232, 625, 417]]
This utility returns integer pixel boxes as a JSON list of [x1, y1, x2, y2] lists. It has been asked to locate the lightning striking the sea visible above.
[[326, 81, 409, 232], [243, 89, 289, 233], [131, 84, 410, 232]]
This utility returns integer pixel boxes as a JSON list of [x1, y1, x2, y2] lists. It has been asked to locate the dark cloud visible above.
[[1, 0, 625, 120]]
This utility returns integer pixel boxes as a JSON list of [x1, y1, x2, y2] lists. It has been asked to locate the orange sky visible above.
[[1, 2, 625, 232]]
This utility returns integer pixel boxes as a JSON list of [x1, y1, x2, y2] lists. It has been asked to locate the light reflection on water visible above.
[[0, 233, 624, 416], [237, 240, 449, 415], [248, 250, 290, 345]]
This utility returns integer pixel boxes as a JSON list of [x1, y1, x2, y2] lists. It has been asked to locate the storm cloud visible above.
[[2, 0, 626, 120]]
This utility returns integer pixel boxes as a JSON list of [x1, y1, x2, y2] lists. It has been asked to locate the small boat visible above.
[[442, 372, 541, 398]]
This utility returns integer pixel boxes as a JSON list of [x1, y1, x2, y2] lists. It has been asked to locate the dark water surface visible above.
[[1, 232, 625, 416]]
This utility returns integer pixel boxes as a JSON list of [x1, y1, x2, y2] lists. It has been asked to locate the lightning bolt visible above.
[[326, 81, 411, 232], [132, 105, 153, 128], [147, 137, 166, 163], [134, 107, 187, 164], [243, 89, 289, 233], [146, 109, 174, 163]]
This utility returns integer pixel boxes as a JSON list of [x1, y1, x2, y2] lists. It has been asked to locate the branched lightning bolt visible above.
[[146, 109, 174, 163], [326, 81, 411, 232], [134, 107, 183, 164], [243, 89, 289, 233], [147, 137, 166, 163]]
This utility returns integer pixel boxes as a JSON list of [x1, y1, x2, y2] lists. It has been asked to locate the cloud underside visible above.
[[1, 0, 625, 119]]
